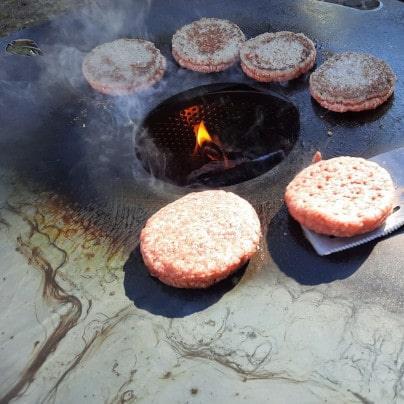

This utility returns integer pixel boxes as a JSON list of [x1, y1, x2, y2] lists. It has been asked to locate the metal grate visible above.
[[136, 83, 299, 187]]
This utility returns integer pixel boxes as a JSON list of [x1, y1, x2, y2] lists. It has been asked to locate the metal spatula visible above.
[[301, 147, 404, 256]]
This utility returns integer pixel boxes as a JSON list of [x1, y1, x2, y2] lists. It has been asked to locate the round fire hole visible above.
[[136, 83, 299, 187]]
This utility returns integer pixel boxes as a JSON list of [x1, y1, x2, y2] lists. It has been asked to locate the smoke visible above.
[[0, 0, 271, 196]]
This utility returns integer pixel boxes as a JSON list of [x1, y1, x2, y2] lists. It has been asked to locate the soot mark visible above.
[[123, 246, 247, 318], [267, 205, 372, 285]]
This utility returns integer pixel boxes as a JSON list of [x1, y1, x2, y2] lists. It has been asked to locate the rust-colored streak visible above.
[[0, 173, 151, 402], [0, 188, 136, 402], [25, 192, 132, 268]]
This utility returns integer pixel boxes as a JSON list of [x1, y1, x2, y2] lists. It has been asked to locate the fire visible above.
[[195, 120, 213, 148], [193, 120, 227, 163]]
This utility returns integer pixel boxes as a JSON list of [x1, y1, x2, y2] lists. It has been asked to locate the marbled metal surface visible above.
[[1, 0, 404, 403], [1, 176, 403, 403]]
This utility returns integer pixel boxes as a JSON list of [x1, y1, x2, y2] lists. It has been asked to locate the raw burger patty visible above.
[[240, 31, 316, 82], [171, 18, 245, 72], [285, 156, 396, 237], [82, 38, 166, 95], [140, 190, 261, 288], [309, 51, 396, 112]]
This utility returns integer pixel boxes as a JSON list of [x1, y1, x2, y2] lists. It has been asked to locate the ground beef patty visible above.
[[140, 190, 261, 288], [82, 38, 166, 96], [309, 51, 396, 112], [171, 18, 245, 73], [285, 156, 396, 237], [240, 31, 316, 82]]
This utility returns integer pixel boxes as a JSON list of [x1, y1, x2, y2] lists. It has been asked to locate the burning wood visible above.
[[189, 119, 285, 187], [187, 150, 286, 187], [193, 120, 227, 163]]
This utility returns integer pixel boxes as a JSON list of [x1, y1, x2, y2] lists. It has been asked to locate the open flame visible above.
[[193, 120, 227, 163], [194, 120, 212, 148]]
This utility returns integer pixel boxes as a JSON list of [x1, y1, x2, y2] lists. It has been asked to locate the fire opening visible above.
[[136, 83, 299, 188]]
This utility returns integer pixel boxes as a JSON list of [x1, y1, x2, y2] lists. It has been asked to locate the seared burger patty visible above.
[[172, 18, 245, 73], [82, 38, 166, 96], [309, 51, 396, 112], [240, 31, 316, 82]]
